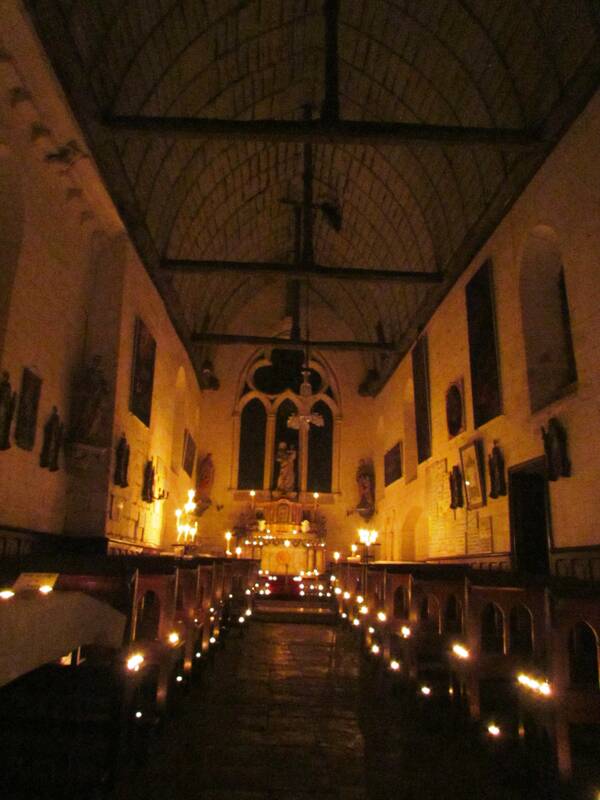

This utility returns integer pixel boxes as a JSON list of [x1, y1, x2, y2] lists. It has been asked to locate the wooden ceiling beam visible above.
[[105, 115, 543, 148], [162, 258, 444, 284], [191, 333, 398, 352]]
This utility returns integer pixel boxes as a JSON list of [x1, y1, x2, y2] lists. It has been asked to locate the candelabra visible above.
[[175, 489, 198, 543]]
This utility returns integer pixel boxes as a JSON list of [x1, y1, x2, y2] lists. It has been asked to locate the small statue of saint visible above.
[[40, 406, 63, 471], [70, 355, 109, 445], [356, 458, 375, 517], [488, 441, 507, 499], [0, 371, 16, 450], [542, 417, 571, 481], [114, 433, 130, 487], [449, 465, 464, 509], [196, 452, 215, 503], [142, 458, 155, 503], [276, 442, 297, 493]]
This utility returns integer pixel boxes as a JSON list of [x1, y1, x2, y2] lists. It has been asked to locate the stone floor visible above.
[[114, 622, 557, 800], [116, 623, 366, 800]]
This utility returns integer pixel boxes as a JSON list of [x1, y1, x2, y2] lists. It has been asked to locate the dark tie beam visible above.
[[191, 332, 399, 353], [162, 258, 444, 284], [106, 115, 543, 149]]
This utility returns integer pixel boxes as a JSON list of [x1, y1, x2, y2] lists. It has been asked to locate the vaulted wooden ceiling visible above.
[[28, 0, 600, 391]]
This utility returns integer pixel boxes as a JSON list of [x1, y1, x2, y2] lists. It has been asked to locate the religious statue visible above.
[[488, 440, 507, 499], [276, 442, 297, 493], [542, 417, 570, 481], [40, 406, 63, 471], [0, 371, 17, 450], [114, 433, 130, 487], [196, 452, 215, 503], [69, 355, 109, 445], [142, 458, 155, 503], [198, 359, 220, 391], [356, 458, 375, 519], [449, 465, 464, 509]]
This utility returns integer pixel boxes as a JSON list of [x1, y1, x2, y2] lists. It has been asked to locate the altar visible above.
[[234, 497, 326, 575]]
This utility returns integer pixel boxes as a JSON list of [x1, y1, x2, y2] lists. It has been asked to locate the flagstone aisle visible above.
[[115, 621, 547, 800], [115, 623, 366, 800]]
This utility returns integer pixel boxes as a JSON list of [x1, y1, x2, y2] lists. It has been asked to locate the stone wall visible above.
[[373, 91, 600, 565]]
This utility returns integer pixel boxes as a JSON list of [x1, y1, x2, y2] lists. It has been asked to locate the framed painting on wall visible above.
[[384, 442, 403, 487], [182, 429, 196, 477], [15, 367, 42, 451], [130, 317, 156, 427], [460, 439, 486, 510]]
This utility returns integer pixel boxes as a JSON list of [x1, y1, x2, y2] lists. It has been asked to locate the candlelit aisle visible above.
[[114, 623, 366, 799]]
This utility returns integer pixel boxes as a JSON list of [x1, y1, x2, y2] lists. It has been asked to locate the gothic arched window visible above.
[[234, 349, 340, 494], [307, 400, 333, 493], [238, 398, 267, 490]]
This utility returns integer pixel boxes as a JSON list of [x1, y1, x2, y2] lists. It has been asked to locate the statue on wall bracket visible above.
[[488, 440, 507, 499], [542, 417, 570, 481], [40, 406, 63, 471], [114, 433, 130, 488], [449, 465, 464, 509], [356, 457, 375, 520], [195, 452, 215, 515], [142, 459, 155, 503]]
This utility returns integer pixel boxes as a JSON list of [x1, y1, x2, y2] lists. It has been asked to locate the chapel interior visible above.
[[1, 1, 600, 798]]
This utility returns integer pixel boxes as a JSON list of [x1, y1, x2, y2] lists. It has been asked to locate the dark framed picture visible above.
[[384, 442, 403, 487], [182, 429, 196, 477], [446, 379, 465, 437], [460, 439, 486, 510], [15, 368, 42, 451], [130, 317, 156, 427], [466, 260, 502, 427]]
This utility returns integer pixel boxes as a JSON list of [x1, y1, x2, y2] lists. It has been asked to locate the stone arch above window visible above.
[[520, 226, 577, 412]]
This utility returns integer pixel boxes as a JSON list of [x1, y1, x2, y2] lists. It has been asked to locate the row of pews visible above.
[[0, 553, 259, 798], [333, 560, 600, 793]]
